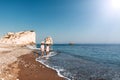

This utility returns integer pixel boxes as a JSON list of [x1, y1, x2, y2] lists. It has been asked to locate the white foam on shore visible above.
[[36, 58, 70, 80], [28, 45, 71, 80]]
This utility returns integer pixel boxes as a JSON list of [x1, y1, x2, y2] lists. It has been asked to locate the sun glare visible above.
[[112, 0, 120, 9]]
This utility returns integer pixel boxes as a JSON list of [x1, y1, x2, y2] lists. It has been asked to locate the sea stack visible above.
[[45, 36, 53, 45], [0, 30, 36, 46]]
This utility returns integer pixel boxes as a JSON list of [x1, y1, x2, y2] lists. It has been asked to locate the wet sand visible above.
[[0, 45, 65, 80], [15, 53, 65, 80]]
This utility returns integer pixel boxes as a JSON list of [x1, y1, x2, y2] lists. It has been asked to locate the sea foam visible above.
[[36, 57, 70, 80], [28, 45, 70, 80]]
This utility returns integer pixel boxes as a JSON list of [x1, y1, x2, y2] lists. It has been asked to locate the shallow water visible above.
[[36, 44, 120, 80]]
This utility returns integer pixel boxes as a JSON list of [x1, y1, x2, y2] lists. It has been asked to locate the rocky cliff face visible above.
[[0, 30, 36, 45]]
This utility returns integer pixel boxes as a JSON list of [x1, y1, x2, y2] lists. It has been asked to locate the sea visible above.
[[34, 44, 120, 80]]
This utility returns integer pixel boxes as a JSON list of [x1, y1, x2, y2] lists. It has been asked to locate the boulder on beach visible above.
[[0, 30, 36, 46]]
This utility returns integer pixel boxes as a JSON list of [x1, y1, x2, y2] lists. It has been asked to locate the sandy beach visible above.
[[0, 44, 64, 80]]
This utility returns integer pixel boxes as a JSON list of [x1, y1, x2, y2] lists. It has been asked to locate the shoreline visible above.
[[0, 45, 65, 80], [16, 52, 65, 80], [36, 57, 70, 80]]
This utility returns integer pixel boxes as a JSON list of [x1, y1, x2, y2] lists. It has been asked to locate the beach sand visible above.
[[0, 45, 65, 80], [17, 53, 64, 80]]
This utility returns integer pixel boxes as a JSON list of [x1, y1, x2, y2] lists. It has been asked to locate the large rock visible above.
[[0, 30, 36, 46], [45, 36, 53, 45]]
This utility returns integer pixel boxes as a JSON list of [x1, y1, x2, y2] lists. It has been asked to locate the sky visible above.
[[0, 0, 120, 44]]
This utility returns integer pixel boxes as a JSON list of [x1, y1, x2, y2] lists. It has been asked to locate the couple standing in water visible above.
[[40, 41, 50, 57]]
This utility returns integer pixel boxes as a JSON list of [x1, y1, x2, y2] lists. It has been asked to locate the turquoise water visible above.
[[36, 44, 120, 80]]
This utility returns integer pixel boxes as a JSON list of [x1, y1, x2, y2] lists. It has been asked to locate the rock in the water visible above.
[[45, 36, 53, 45], [0, 30, 36, 46]]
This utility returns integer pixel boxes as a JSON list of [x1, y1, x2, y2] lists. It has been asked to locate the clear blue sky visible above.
[[0, 0, 120, 43]]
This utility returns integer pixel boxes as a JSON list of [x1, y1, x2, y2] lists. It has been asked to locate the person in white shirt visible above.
[[40, 41, 45, 57], [46, 44, 50, 55]]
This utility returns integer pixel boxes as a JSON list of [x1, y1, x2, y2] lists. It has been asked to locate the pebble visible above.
[[0, 78, 4, 80], [8, 74, 12, 77], [42, 66, 45, 68]]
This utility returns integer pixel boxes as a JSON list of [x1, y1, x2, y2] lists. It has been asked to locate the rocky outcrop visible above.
[[45, 36, 53, 45], [0, 30, 36, 46]]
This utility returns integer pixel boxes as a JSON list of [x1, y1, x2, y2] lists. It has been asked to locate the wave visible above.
[[27, 46, 70, 80], [35, 51, 70, 80]]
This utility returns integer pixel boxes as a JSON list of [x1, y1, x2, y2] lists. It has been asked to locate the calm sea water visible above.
[[36, 44, 120, 80]]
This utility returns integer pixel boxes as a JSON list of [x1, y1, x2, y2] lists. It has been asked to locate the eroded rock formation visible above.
[[0, 30, 36, 45], [45, 36, 53, 45]]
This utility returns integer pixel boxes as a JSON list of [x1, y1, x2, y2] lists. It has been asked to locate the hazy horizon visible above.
[[0, 0, 120, 44]]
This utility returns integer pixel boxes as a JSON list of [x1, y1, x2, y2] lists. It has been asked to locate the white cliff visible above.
[[0, 30, 36, 45]]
